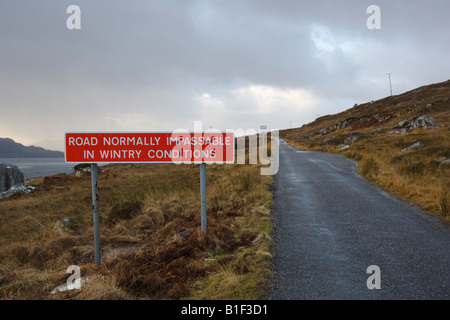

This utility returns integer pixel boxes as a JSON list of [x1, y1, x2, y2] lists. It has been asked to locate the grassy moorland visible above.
[[0, 155, 274, 299], [282, 80, 450, 219]]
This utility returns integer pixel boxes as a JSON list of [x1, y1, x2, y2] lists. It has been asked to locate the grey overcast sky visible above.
[[1, 0, 449, 151]]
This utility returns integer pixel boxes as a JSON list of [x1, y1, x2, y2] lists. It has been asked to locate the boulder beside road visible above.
[[0, 163, 24, 192]]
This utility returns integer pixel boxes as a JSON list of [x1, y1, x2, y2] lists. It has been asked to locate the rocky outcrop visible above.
[[344, 136, 359, 145], [329, 113, 392, 131], [401, 142, 425, 152], [388, 115, 435, 134], [372, 128, 385, 134], [0, 164, 24, 192], [0, 184, 36, 198]]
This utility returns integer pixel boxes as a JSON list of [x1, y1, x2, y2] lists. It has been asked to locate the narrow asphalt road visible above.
[[270, 140, 450, 300]]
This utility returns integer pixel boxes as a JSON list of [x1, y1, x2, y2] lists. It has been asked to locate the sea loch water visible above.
[[0, 158, 79, 180]]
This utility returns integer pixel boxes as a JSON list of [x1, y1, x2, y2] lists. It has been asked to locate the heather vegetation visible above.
[[0, 160, 273, 299]]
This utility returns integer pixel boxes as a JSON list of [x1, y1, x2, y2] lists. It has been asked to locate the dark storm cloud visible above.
[[0, 1, 449, 150]]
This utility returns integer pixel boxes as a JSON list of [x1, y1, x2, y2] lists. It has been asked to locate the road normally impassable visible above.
[[270, 140, 450, 299]]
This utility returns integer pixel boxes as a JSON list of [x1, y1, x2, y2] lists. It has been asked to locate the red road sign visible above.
[[65, 132, 235, 163]]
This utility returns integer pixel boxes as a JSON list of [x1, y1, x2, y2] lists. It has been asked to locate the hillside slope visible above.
[[0, 138, 64, 158], [281, 79, 450, 218]]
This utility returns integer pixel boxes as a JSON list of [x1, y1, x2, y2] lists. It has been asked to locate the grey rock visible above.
[[372, 128, 385, 134], [61, 218, 71, 229], [339, 144, 350, 150], [402, 142, 425, 152], [344, 136, 358, 145], [0, 184, 36, 199], [373, 113, 392, 122], [388, 128, 410, 135], [389, 115, 435, 134], [396, 115, 435, 129], [177, 229, 192, 239], [335, 118, 356, 130], [0, 164, 24, 192], [330, 114, 391, 132]]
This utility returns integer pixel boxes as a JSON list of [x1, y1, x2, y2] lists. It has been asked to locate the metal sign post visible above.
[[91, 163, 101, 266], [66, 132, 235, 259], [200, 163, 207, 231]]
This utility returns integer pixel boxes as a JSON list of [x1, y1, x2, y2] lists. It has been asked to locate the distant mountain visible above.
[[0, 138, 64, 158]]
